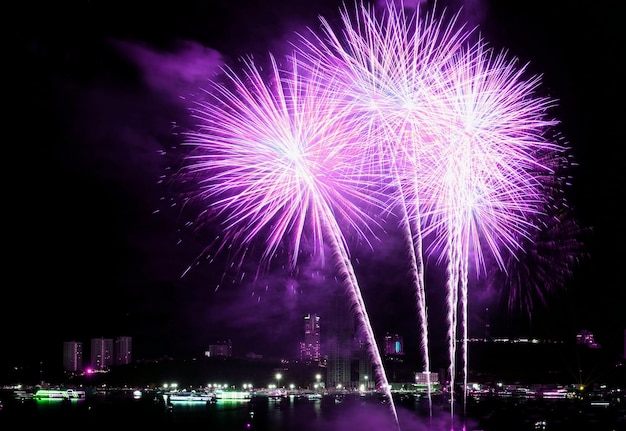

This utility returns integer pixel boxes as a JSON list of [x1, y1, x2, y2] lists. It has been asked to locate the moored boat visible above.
[[166, 390, 216, 403]]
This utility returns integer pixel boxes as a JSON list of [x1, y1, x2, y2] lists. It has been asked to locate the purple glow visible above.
[[181, 1, 576, 428]]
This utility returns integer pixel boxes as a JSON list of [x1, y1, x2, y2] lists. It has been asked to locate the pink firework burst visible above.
[[292, 3, 475, 417], [182, 53, 386, 277], [293, 1, 471, 174], [417, 39, 567, 272]]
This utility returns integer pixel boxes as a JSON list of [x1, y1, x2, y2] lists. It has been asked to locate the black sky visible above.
[[5, 0, 625, 372]]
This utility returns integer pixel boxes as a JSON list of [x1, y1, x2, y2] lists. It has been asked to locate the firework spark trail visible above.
[[293, 1, 474, 418], [416, 37, 569, 418], [322, 209, 399, 428], [181, 53, 401, 427]]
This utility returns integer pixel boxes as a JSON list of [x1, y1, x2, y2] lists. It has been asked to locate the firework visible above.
[[294, 0, 571, 417], [293, 1, 473, 416], [180, 52, 400, 426], [181, 0, 580, 426], [415, 37, 570, 414], [183, 54, 385, 272]]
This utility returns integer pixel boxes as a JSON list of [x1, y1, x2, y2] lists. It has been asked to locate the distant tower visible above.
[[115, 336, 132, 366], [90, 337, 114, 369], [384, 333, 404, 356], [63, 341, 83, 372], [300, 314, 321, 362], [353, 337, 373, 389], [326, 292, 354, 389]]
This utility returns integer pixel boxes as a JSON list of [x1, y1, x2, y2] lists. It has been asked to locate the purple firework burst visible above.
[[180, 51, 400, 426]]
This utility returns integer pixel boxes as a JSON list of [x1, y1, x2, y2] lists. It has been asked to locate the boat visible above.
[[214, 389, 251, 401], [34, 389, 86, 399], [167, 390, 216, 403]]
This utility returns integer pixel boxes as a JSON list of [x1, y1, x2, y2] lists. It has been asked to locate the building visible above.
[[353, 338, 373, 390], [326, 292, 373, 390], [383, 333, 409, 382], [384, 333, 404, 356], [326, 292, 354, 389], [63, 341, 83, 372], [576, 329, 600, 349], [91, 337, 114, 370], [205, 339, 233, 357], [300, 313, 321, 362], [115, 336, 132, 366], [414, 371, 440, 391]]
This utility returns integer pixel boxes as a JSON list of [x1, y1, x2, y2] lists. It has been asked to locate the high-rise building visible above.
[[63, 341, 83, 372], [353, 338, 373, 389], [326, 292, 354, 389], [384, 333, 404, 356], [91, 337, 114, 369], [205, 339, 233, 357], [115, 336, 132, 366], [300, 313, 321, 362]]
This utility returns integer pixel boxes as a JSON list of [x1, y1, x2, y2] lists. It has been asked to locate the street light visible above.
[[275, 373, 282, 389]]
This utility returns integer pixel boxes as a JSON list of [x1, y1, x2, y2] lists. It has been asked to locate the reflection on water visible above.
[[0, 391, 623, 431]]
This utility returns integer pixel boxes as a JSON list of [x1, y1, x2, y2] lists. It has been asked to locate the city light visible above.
[[275, 373, 282, 389]]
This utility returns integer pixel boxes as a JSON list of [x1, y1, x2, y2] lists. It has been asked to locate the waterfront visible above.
[[1, 389, 624, 431]]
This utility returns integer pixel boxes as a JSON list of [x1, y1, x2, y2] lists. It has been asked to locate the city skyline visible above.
[[62, 336, 133, 373], [24, 318, 625, 375], [4, 0, 624, 377]]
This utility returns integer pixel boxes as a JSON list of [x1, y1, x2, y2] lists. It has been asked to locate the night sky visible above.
[[5, 0, 624, 372]]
